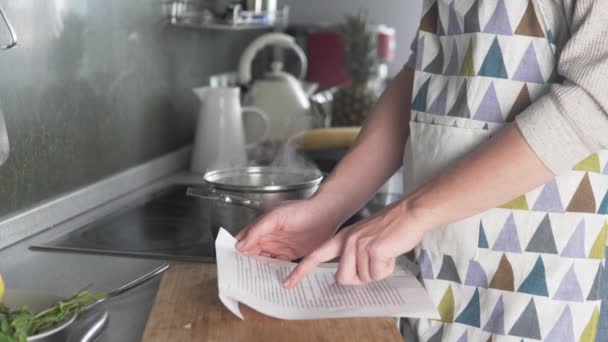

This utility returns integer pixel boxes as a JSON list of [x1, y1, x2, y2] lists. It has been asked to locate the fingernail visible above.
[[283, 279, 291, 288], [236, 241, 243, 249], [261, 252, 272, 258]]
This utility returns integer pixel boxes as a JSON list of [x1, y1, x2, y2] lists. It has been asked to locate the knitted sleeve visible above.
[[516, 0, 608, 174]]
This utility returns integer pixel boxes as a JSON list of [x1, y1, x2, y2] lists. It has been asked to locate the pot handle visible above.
[[186, 187, 262, 210]]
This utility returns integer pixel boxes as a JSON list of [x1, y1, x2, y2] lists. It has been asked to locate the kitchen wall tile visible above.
[[0, 0, 260, 217]]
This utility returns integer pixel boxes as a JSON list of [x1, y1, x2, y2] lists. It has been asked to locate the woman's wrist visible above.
[[309, 188, 362, 228], [398, 195, 442, 234]]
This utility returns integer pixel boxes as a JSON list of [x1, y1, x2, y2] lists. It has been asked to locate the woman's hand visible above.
[[283, 200, 432, 288], [235, 199, 343, 261]]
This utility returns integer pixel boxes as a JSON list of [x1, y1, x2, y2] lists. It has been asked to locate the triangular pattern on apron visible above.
[[517, 256, 549, 296], [408, 1, 608, 340], [412, 77, 431, 112], [464, 260, 488, 288], [588, 222, 607, 259], [512, 42, 545, 84], [463, 1, 480, 33], [507, 299, 541, 339], [491, 214, 522, 253], [447, 0, 461, 35], [445, 40, 460, 75], [455, 288, 481, 327], [599, 190, 608, 214], [566, 174, 596, 213], [586, 263, 603, 301], [437, 18, 446, 36], [478, 222, 489, 248], [525, 214, 558, 254], [448, 80, 471, 118], [425, 44, 445, 74], [500, 195, 529, 210], [483, 0, 512, 35], [532, 179, 564, 212], [419, 249, 435, 279], [478, 38, 509, 79], [459, 40, 476, 76], [428, 83, 449, 116], [489, 254, 514, 291], [437, 285, 455, 323], [514, 0, 545, 37], [506, 83, 532, 122], [561, 219, 586, 258], [574, 154, 602, 173], [474, 82, 504, 122], [416, 36, 426, 71], [481, 295, 504, 334], [420, 2, 439, 33], [553, 265, 584, 301], [427, 325, 444, 342], [580, 306, 600, 342], [544, 305, 575, 342]]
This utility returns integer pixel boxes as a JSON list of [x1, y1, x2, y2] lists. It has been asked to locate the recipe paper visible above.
[[215, 228, 439, 320]]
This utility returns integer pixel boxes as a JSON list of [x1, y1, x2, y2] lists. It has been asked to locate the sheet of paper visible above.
[[215, 228, 439, 320]]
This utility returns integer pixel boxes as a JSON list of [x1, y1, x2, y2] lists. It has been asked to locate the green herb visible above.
[[0, 288, 106, 341]]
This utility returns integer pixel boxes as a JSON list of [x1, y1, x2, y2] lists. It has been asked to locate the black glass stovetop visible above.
[[31, 186, 236, 263], [31, 184, 400, 263]]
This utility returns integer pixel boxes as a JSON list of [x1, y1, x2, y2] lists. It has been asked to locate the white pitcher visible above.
[[190, 87, 269, 174]]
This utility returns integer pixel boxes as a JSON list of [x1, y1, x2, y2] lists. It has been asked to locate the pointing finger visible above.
[[284, 234, 345, 288]]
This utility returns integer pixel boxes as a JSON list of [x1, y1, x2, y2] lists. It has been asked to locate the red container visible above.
[[376, 25, 396, 62], [306, 25, 396, 91], [306, 31, 350, 92]]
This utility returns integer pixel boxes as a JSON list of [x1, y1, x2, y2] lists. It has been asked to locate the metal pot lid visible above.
[[203, 166, 323, 193]]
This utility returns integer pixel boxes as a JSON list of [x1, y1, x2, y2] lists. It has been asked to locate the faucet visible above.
[[0, 5, 17, 50]]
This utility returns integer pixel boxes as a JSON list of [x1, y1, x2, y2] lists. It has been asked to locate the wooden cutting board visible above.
[[141, 264, 403, 342]]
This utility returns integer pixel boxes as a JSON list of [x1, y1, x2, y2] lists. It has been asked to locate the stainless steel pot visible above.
[[200, 196, 262, 237], [187, 166, 323, 211]]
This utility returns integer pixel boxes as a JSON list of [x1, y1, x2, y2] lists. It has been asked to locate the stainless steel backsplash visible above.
[[0, 0, 261, 217]]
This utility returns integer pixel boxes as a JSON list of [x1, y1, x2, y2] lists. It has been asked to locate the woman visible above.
[[237, 0, 608, 340]]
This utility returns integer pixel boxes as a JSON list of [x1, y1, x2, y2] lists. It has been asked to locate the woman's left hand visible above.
[[283, 200, 432, 288]]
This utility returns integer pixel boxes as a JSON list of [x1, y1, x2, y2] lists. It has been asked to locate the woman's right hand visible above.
[[235, 198, 342, 261]]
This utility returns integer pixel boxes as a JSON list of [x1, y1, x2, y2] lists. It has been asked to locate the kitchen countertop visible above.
[[0, 243, 165, 342], [0, 173, 203, 342], [0, 170, 404, 341]]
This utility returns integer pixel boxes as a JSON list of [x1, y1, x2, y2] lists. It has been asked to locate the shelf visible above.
[[167, 19, 282, 31], [164, 2, 289, 31]]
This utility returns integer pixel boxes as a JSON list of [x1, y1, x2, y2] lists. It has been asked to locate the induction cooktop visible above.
[[31, 186, 240, 263], [31, 185, 399, 263]]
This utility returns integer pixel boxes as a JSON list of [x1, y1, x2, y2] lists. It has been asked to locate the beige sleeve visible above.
[[515, 0, 608, 174]]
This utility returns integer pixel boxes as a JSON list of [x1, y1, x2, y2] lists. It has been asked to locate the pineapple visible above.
[[332, 12, 380, 127]]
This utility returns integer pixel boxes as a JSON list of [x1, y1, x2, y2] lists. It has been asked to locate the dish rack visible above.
[[163, 1, 290, 31]]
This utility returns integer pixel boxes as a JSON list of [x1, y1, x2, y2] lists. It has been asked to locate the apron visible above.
[[404, 0, 608, 341]]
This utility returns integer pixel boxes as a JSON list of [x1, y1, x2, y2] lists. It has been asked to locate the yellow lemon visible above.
[[0, 273, 4, 302]]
